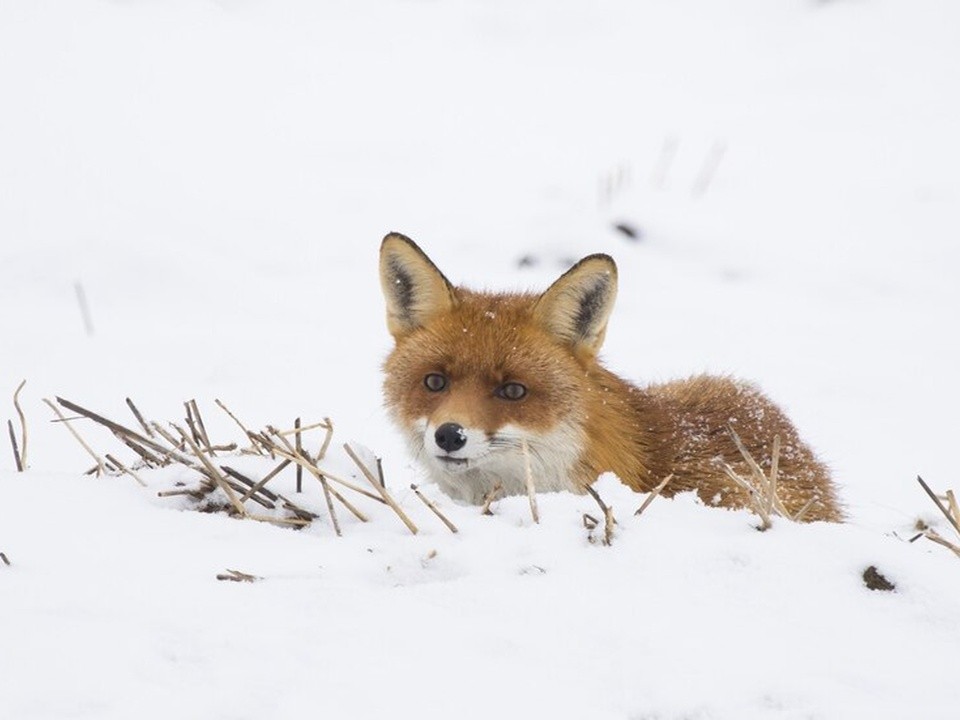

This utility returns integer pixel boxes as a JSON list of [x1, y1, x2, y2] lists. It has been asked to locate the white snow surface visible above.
[[2, 1, 960, 718]]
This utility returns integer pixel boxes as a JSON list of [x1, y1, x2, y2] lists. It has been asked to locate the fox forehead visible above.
[[387, 290, 581, 381]]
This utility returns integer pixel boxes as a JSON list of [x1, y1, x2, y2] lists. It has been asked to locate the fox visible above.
[[379, 232, 843, 523]]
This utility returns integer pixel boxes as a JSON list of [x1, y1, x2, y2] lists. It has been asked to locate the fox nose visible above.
[[434, 422, 467, 452]]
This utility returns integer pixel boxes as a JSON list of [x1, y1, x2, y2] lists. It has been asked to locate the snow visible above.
[[2, 0, 960, 718]]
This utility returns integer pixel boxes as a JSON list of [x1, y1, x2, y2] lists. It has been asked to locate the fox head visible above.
[[379, 232, 618, 504]]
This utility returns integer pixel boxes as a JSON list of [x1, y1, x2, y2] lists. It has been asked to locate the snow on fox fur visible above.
[[380, 232, 842, 523]]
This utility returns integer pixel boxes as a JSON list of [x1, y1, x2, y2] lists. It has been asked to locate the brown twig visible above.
[[223, 463, 285, 503], [216, 569, 259, 582], [584, 484, 616, 546], [268, 428, 340, 535], [0, 552, 10, 566], [104, 454, 148, 487], [125, 397, 154, 438], [634, 474, 673, 517], [924, 528, 960, 559], [946, 490, 960, 529], [44, 398, 107, 475], [917, 476, 960, 538], [13, 379, 27, 469], [480, 481, 503, 516], [721, 462, 773, 531], [214, 399, 264, 455], [411, 484, 458, 533], [7, 420, 22, 472], [318, 417, 334, 461], [274, 420, 331, 437], [173, 424, 246, 517], [189, 400, 214, 455], [344, 443, 418, 534]]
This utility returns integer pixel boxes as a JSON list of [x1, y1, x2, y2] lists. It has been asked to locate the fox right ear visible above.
[[380, 233, 457, 339]]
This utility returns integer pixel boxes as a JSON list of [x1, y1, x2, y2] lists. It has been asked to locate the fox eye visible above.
[[496, 382, 527, 401], [424, 373, 447, 392]]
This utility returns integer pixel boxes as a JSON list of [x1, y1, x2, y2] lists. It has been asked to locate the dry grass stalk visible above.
[[173, 424, 247, 517], [275, 493, 322, 522], [947, 490, 960, 529], [268, 428, 341, 535], [116, 433, 164, 468], [294, 418, 303, 493], [214, 398, 264, 455], [157, 487, 205, 499], [104, 453, 148, 487], [721, 462, 773, 531], [189, 400, 213, 452], [317, 417, 334, 461], [216, 569, 259, 583], [7, 419, 22, 472], [224, 462, 287, 504], [584, 485, 616, 546], [480, 481, 503, 516], [520, 439, 540, 524], [259, 433, 369, 523], [924, 528, 960, 559], [274, 419, 331, 437], [43, 398, 107, 476], [344, 443, 418, 534], [13, 379, 27, 470], [125, 397, 154, 438], [411, 484, 459, 533], [634, 474, 673, 517], [917, 476, 960, 538], [725, 425, 808, 528]]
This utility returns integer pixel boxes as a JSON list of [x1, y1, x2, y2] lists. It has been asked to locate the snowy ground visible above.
[[2, 1, 959, 718]]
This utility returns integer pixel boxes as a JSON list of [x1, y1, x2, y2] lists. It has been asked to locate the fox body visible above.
[[380, 233, 842, 523]]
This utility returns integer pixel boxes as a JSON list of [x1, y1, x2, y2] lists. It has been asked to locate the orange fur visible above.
[[380, 233, 842, 522]]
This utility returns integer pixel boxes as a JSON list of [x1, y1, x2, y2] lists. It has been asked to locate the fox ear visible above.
[[533, 254, 618, 356], [380, 233, 457, 339]]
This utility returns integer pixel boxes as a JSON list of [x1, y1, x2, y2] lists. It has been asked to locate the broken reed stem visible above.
[[228, 461, 288, 503], [721, 462, 773, 531], [173, 424, 246, 517], [104, 453, 148, 487], [344, 443, 418, 534], [584, 484, 616, 545], [767, 435, 780, 518], [43, 398, 107, 475], [520, 439, 540, 524], [917, 476, 960, 538], [411, 484, 459, 533], [188, 400, 214, 455], [294, 418, 303, 493], [480, 481, 503, 516], [274, 420, 332, 437], [946, 490, 960, 528], [267, 428, 341, 535], [13, 379, 27, 469], [318, 417, 334, 461], [0, 552, 10, 566], [214, 398, 264, 455], [7, 420, 22, 472], [125, 397, 154, 438], [634, 474, 673, 517], [924, 528, 960, 559], [267, 445, 385, 505]]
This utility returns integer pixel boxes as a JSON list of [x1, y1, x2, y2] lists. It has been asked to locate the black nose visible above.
[[435, 422, 467, 452]]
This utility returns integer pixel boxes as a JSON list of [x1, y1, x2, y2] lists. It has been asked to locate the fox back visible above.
[[380, 233, 842, 523]]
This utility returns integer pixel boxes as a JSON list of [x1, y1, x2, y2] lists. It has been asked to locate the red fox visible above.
[[380, 232, 842, 523]]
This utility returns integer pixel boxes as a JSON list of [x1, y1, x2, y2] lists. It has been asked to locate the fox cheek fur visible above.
[[379, 232, 843, 522]]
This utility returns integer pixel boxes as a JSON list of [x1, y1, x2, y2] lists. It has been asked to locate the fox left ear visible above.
[[380, 232, 457, 339], [533, 254, 618, 356]]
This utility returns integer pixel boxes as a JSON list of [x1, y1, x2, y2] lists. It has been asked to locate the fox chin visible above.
[[379, 232, 842, 523]]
